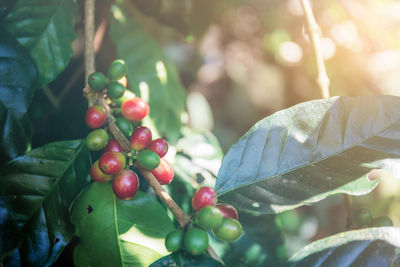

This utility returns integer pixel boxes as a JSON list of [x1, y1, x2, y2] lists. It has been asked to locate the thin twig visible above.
[[300, 0, 330, 99], [83, 1, 223, 263]]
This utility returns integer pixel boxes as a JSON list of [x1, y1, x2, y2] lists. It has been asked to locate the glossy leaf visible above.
[[216, 96, 400, 214], [1, 0, 77, 88], [71, 182, 174, 267], [288, 227, 400, 267], [0, 26, 37, 165], [150, 251, 224, 267], [110, 4, 186, 143], [0, 140, 91, 266]]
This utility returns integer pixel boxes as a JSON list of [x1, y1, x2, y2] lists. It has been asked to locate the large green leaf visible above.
[[150, 251, 224, 267], [1, 0, 77, 88], [0, 26, 37, 166], [110, 4, 186, 143], [216, 96, 400, 214], [0, 140, 91, 266], [71, 182, 174, 267], [288, 227, 400, 267], [0, 206, 21, 262]]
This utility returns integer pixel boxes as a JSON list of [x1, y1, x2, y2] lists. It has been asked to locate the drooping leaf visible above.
[[1, 0, 77, 88], [216, 96, 400, 214], [210, 212, 285, 267], [288, 227, 400, 267], [150, 251, 224, 267], [0, 206, 21, 262], [0, 140, 91, 266], [0, 26, 37, 165], [174, 127, 223, 188], [110, 4, 186, 143], [71, 182, 174, 267]]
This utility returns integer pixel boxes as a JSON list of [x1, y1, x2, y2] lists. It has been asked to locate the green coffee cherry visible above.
[[351, 207, 372, 227], [212, 218, 243, 242], [195, 206, 223, 230], [371, 216, 393, 227], [115, 117, 133, 138], [165, 230, 184, 252], [183, 228, 209, 255], [136, 150, 160, 170], [88, 72, 107, 91], [107, 81, 125, 99], [86, 129, 109, 151], [108, 59, 127, 81]]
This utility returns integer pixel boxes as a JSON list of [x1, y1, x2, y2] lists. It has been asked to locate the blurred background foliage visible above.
[[24, 0, 400, 261]]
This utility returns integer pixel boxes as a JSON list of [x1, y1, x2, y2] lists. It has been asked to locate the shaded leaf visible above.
[[216, 96, 400, 214], [150, 251, 224, 267], [0, 26, 37, 165], [71, 182, 174, 267], [110, 4, 186, 143], [0, 140, 91, 266], [1, 0, 77, 88], [0, 206, 21, 262], [288, 227, 400, 267]]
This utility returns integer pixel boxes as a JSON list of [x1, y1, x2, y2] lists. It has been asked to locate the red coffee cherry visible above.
[[112, 170, 139, 200], [99, 152, 126, 175], [148, 138, 168, 158], [216, 204, 238, 220], [192, 187, 217, 211], [90, 160, 113, 182], [130, 126, 152, 151], [103, 139, 123, 153], [121, 98, 149, 122], [85, 105, 106, 129], [151, 158, 174, 185]]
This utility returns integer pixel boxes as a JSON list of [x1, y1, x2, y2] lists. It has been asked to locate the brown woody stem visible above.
[[83, 0, 223, 263]]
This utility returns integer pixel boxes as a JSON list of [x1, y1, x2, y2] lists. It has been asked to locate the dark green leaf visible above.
[[288, 227, 400, 267], [0, 206, 21, 262], [216, 96, 400, 214], [150, 251, 224, 267], [110, 4, 186, 143], [0, 26, 37, 165], [1, 0, 77, 88], [0, 140, 91, 266], [71, 182, 175, 267]]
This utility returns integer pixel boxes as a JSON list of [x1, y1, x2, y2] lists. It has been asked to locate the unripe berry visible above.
[[90, 160, 113, 182], [148, 138, 168, 158], [130, 126, 152, 151], [112, 170, 139, 200], [195, 206, 223, 230], [371, 216, 393, 227], [192, 187, 217, 211], [183, 228, 209, 255], [99, 152, 126, 175], [108, 59, 127, 81], [121, 98, 149, 122], [351, 207, 372, 227], [85, 105, 106, 129], [212, 218, 243, 242], [88, 72, 107, 91], [151, 158, 174, 185], [136, 150, 160, 170], [115, 117, 133, 138], [107, 81, 125, 99], [165, 230, 184, 252], [86, 129, 109, 151]]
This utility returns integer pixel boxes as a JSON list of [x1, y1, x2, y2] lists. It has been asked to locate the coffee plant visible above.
[[1, 0, 400, 267]]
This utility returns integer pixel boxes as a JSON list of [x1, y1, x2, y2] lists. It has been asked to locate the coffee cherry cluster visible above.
[[85, 59, 175, 200], [165, 187, 243, 255], [351, 207, 393, 228]]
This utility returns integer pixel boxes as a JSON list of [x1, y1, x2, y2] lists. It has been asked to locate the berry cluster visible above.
[[351, 207, 393, 228], [165, 187, 243, 255], [85, 59, 174, 200]]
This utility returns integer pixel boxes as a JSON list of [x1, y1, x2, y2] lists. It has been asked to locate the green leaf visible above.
[[288, 227, 400, 267], [210, 212, 285, 267], [150, 251, 224, 267], [174, 127, 223, 188], [0, 26, 37, 165], [0, 206, 21, 262], [216, 96, 400, 214], [71, 182, 175, 267], [110, 4, 186, 143], [1, 0, 77, 88], [0, 140, 91, 266]]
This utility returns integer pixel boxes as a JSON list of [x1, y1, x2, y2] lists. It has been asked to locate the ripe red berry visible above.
[[121, 98, 149, 122], [130, 126, 152, 151], [148, 138, 168, 158], [85, 105, 106, 129], [112, 170, 139, 200], [216, 204, 238, 220], [99, 152, 126, 175], [192, 187, 217, 211], [90, 160, 113, 182], [103, 139, 123, 153], [151, 158, 174, 185]]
